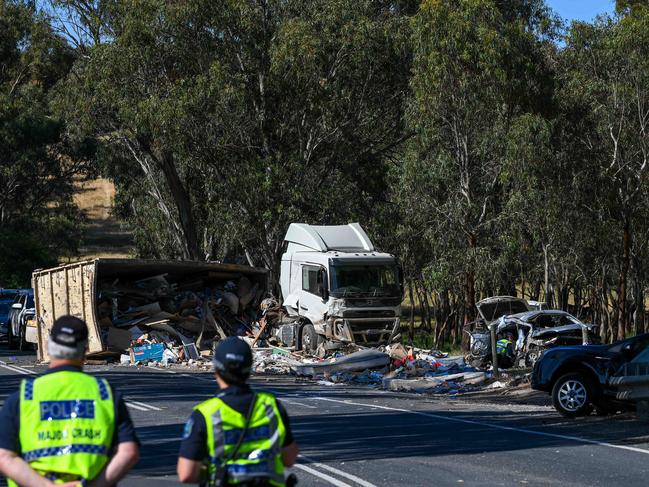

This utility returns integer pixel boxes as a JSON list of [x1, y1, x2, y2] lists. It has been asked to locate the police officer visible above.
[[0, 315, 140, 487], [177, 337, 299, 486], [496, 331, 516, 368]]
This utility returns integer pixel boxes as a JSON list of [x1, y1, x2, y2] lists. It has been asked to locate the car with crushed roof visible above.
[[466, 296, 599, 368]]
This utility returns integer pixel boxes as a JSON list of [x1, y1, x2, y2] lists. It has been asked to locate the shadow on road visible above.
[[4, 360, 649, 481], [290, 406, 649, 463], [134, 423, 185, 476]]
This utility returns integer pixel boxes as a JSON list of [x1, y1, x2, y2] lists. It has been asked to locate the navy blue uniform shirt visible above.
[[178, 383, 294, 461], [0, 365, 139, 453]]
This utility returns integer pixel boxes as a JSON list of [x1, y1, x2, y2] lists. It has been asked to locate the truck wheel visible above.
[[552, 372, 595, 417], [300, 323, 319, 355]]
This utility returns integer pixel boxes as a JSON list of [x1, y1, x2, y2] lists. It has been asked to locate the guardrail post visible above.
[[611, 362, 649, 422], [490, 323, 499, 378]]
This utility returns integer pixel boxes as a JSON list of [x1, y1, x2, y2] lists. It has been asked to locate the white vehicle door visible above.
[[297, 264, 330, 325]]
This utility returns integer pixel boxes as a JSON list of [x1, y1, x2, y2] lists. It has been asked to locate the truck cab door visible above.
[[297, 265, 330, 325]]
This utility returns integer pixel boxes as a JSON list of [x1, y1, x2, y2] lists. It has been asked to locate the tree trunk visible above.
[[533, 281, 541, 301], [159, 151, 200, 260], [465, 233, 477, 325], [542, 243, 551, 307], [632, 258, 645, 336], [600, 268, 610, 343], [618, 216, 631, 341], [408, 280, 415, 343]]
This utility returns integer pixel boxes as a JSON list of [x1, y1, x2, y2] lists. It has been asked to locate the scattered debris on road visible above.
[[30, 260, 536, 398], [249, 341, 529, 396]]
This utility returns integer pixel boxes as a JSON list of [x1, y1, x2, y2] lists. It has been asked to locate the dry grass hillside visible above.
[[72, 177, 134, 260]]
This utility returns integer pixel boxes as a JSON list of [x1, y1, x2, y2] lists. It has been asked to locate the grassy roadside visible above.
[[72, 177, 134, 260]]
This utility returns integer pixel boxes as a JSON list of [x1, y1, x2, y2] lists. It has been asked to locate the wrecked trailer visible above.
[[466, 296, 599, 368], [32, 259, 268, 362]]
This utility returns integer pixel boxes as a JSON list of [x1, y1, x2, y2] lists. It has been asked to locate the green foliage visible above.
[[0, 229, 57, 287], [0, 0, 80, 286], [55, 0, 412, 282], [616, 0, 649, 15], [398, 0, 557, 313], [5, 0, 649, 344]]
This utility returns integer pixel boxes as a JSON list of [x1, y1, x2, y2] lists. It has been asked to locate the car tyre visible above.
[[18, 324, 28, 352], [525, 346, 543, 367], [300, 323, 319, 355], [552, 372, 596, 417], [7, 322, 18, 350]]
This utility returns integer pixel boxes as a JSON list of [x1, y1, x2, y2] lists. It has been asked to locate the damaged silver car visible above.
[[466, 296, 599, 368]]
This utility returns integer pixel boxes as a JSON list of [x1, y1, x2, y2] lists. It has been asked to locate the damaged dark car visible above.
[[466, 296, 599, 368], [532, 333, 649, 417]]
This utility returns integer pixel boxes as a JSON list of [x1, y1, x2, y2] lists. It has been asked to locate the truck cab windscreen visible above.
[[330, 264, 400, 297]]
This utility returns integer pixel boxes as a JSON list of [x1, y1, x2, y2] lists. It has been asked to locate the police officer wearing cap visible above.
[[177, 337, 299, 486], [0, 315, 140, 487]]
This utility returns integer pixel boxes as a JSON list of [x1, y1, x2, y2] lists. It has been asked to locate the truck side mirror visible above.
[[319, 268, 329, 301]]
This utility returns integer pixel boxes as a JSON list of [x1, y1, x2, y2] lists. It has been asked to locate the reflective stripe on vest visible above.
[[196, 392, 286, 487], [496, 339, 512, 355], [12, 371, 115, 486]]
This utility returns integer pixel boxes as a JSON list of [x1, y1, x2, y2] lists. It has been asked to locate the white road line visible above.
[[294, 464, 353, 487], [0, 364, 31, 375], [300, 455, 378, 487], [283, 400, 318, 409], [0, 361, 33, 375], [313, 397, 649, 456], [126, 400, 162, 411], [125, 402, 151, 412], [0, 360, 34, 374]]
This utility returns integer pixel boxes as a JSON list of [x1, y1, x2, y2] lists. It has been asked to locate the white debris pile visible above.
[[249, 340, 514, 397], [253, 347, 304, 375]]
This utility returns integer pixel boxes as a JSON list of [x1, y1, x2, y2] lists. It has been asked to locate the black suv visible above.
[[0, 289, 19, 335], [531, 333, 649, 417]]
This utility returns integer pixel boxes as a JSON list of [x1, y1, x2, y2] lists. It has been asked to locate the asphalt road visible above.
[[2, 344, 649, 486]]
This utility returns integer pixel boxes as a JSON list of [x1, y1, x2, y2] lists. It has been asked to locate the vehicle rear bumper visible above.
[[25, 325, 38, 344]]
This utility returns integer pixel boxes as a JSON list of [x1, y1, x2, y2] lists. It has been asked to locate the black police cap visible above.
[[212, 337, 253, 383], [51, 315, 89, 347]]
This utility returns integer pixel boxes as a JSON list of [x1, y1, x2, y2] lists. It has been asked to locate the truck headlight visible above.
[[329, 299, 345, 316]]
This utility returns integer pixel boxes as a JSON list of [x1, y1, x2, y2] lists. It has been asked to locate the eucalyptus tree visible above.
[[0, 0, 79, 286], [56, 0, 412, 284], [562, 10, 649, 339], [402, 0, 557, 331]]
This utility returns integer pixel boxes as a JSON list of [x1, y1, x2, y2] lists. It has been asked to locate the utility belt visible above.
[[42, 471, 87, 486]]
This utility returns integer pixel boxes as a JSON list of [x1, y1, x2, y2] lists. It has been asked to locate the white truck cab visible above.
[[279, 223, 402, 353]]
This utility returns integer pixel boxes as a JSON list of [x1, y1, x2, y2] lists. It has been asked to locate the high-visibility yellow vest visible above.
[[10, 371, 115, 486], [195, 391, 287, 487], [496, 339, 512, 355]]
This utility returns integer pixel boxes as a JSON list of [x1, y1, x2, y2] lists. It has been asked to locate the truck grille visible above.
[[344, 318, 398, 345], [342, 309, 396, 318], [344, 297, 402, 307]]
